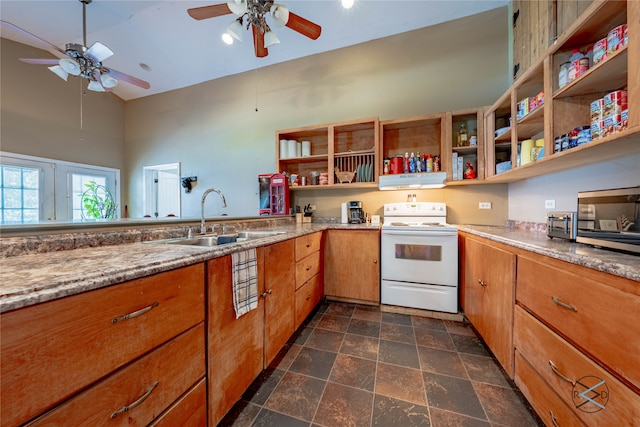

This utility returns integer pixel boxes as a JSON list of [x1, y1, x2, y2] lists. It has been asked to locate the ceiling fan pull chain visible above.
[[79, 78, 84, 140]]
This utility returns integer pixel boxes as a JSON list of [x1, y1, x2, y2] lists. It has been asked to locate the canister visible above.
[[301, 140, 311, 157], [520, 139, 534, 165]]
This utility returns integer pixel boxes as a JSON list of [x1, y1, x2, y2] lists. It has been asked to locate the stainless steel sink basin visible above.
[[152, 234, 237, 247], [236, 230, 287, 239]]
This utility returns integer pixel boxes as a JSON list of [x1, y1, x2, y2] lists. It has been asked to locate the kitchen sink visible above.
[[148, 230, 287, 246], [236, 230, 287, 239]]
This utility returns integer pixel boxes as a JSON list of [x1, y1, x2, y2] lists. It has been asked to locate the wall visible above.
[[124, 7, 511, 223], [0, 39, 125, 169], [508, 152, 640, 223]]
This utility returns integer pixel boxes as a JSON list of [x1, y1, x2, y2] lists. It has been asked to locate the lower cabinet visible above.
[[324, 228, 380, 303], [149, 379, 207, 427], [460, 233, 516, 376], [0, 263, 206, 427], [294, 232, 323, 329]]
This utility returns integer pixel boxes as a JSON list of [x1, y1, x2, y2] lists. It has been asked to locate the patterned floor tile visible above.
[[378, 339, 420, 369], [264, 371, 325, 422], [375, 362, 427, 405], [289, 347, 337, 380], [313, 382, 374, 427], [380, 322, 416, 345], [305, 328, 345, 353], [422, 372, 486, 420], [340, 333, 380, 361], [329, 353, 377, 391], [371, 394, 431, 426], [348, 318, 381, 338], [417, 346, 468, 379]]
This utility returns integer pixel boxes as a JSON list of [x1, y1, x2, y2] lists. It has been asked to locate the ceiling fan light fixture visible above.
[[59, 58, 81, 76], [270, 4, 289, 27], [342, 0, 355, 9], [87, 79, 105, 92], [264, 28, 280, 48], [100, 72, 118, 88], [227, 0, 247, 16], [226, 18, 244, 41], [221, 33, 234, 45], [48, 65, 69, 81]]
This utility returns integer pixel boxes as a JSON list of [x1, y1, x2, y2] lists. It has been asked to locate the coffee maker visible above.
[[348, 201, 365, 224]]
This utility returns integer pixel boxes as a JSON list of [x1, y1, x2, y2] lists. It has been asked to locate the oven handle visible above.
[[381, 229, 458, 237]]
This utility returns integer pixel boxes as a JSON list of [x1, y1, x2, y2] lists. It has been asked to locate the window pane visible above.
[[3, 167, 22, 188], [0, 165, 40, 224], [23, 189, 39, 209], [4, 188, 22, 208], [73, 174, 110, 219]]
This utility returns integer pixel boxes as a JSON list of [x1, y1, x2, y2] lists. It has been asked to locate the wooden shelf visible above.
[[279, 154, 328, 164]]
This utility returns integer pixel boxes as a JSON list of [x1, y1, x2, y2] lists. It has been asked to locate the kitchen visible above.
[[1, 1, 640, 426]]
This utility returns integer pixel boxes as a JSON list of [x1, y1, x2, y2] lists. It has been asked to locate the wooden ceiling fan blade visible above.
[[19, 58, 59, 65], [1, 20, 67, 57], [285, 12, 321, 40], [187, 4, 232, 20], [104, 67, 151, 90], [252, 25, 268, 58]]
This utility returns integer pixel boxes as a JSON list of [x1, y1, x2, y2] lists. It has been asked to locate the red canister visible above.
[[389, 156, 403, 174]]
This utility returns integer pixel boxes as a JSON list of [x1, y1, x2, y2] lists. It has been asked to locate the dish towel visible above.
[[231, 249, 258, 319]]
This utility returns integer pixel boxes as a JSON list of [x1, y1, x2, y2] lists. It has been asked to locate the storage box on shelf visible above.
[[484, 0, 639, 184], [275, 117, 379, 189], [379, 113, 445, 178], [446, 108, 486, 183]]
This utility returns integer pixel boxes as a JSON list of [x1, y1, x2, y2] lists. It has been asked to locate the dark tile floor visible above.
[[219, 301, 543, 427]]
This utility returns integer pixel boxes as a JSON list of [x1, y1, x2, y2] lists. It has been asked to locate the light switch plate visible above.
[[545, 199, 556, 209], [479, 202, 492, 210]]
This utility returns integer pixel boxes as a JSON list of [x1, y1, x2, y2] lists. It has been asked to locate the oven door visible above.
[[381, 228, 458, 286]]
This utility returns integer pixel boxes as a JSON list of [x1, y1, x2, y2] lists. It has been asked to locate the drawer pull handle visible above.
[[111, 381, 158, 419], [306, 265, 312, 271], [261, 289, 272, 298], [551, 296, 577, 312], [548, 360, 575, 386], [373, 259, 377, 264], [478, 279, 487, 287], [549, 410, 559, 427], [112, 302, 159, 324], [306, 243, 311, 248]]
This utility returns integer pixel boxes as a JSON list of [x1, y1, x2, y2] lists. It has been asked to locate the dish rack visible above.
[[335, 153, 375, 183]]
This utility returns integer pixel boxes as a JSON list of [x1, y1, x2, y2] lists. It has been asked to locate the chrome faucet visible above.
[[201, 188, 227, 234]]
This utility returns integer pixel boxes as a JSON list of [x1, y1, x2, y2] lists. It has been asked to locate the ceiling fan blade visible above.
[[19, 58, 59, 65], [285, 12, 321, 40], [86, 42, 114, 63], [0, 20, 66, 57], [252, 24, 268, 58], [187, 4, 232, 20], [103, 67, 151, 90]]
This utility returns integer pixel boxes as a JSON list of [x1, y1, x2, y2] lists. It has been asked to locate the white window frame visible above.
[[0, 151, 120, 222]]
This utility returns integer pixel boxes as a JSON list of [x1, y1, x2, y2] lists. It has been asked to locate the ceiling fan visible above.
[[0, 0, 150, 92], [188, 0, 321, 58]]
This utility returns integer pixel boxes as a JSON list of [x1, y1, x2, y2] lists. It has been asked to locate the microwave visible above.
[[576, 186, 640, 254]]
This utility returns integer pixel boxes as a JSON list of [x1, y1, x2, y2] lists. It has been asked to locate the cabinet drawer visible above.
[[30, 323, 206, 426], [295, 232, 322, 261], [295, 251, 320, 289], [295, 274, 323, 329], [515, 351, 585, 427], [149, 378, 207, 427], [1, 263, 205, 427], [516, 256, 640, 391], [514, 306, 640, 425]]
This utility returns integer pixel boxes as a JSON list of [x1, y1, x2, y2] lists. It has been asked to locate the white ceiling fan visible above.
[[0, 0, 149, 92]]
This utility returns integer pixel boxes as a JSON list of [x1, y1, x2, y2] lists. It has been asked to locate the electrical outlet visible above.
[[545, 199, 556, 209], [479, 202, 492, 210]]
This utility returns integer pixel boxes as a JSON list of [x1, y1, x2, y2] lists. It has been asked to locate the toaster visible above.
[[547, 211, 577, 240]]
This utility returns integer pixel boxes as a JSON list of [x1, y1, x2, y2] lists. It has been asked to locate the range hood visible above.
[[378, 172, 447, 190]]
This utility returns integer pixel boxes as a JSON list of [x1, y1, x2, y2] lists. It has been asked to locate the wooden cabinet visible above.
[[207, 255, 264, 426], [0, 264, 205, 427], [446, 108, 486, 182], [512, 0, 555, 80], [324, 229, 380, 304], [294, 232, 323, 329], [461, 234, 516, 376], [259, 239, 296, 366], [149, 379, 207, 427], [29, 324, 205, 426], [485, 0, 640, 183], [276, 117, 379, 189]]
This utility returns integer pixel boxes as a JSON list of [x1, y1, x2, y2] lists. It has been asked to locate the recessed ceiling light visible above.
[[139, 63, 151, 72], [342, 0, 355, 9]]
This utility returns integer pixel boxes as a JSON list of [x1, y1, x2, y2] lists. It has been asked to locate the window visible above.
[[0, 152, 119, 224]]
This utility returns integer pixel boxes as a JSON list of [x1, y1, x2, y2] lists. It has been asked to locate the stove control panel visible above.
[[383, 202, 446, 216]]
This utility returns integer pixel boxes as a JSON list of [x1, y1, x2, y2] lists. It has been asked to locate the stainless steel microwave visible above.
[[577, 186, 640, 254]]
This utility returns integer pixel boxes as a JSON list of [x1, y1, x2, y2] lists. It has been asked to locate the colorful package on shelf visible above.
[[590, 98, 604, 121], [517, 98, 530, 120], [603, 90, 628, 116], [607, 25, 625, 55], [496, 161, 512, 174], [451, 152, 458, 180], [591, 120, 604, 140], [593, 38, 607, 65], [602, 113, 621, 138], [619, 109, 628, 132]]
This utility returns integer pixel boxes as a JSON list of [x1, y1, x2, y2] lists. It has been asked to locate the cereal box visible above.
[[593, 38, 607, 65], [590, 98, 604, 122]]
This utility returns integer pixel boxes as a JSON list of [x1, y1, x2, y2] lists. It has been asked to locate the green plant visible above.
[[80, 181, 117, 219]]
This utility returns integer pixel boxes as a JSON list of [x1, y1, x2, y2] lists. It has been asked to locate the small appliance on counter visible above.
[[547, 211, 577, 240], [348, 201, 365, 224]]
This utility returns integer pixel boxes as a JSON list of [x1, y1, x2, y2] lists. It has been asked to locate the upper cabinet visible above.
[[485, 0, 639, 183], [276, 117, 379, 189]]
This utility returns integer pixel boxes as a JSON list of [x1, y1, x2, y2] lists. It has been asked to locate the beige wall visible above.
[[0, 39, 125, 169], [124, 7, 510, 223]]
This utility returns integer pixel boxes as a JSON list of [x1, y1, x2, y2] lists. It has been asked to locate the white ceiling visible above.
[[0, 0, 507, 101]]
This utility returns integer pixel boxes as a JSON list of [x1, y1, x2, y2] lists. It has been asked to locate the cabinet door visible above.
[[513, 0, 555, 80], [261, 240, 295, 366], [324, 229, 380, 303], [207, 256, 264, 426], [463, 236, 516, 376]]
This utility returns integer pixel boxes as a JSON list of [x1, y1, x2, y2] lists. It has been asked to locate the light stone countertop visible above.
[[457, 225, 640, 283], [0, 223, 379, 313]]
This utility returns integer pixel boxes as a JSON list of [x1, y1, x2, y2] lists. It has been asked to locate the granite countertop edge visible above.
[[458, 225, 640, 283], [0, 223, 378, 313]]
